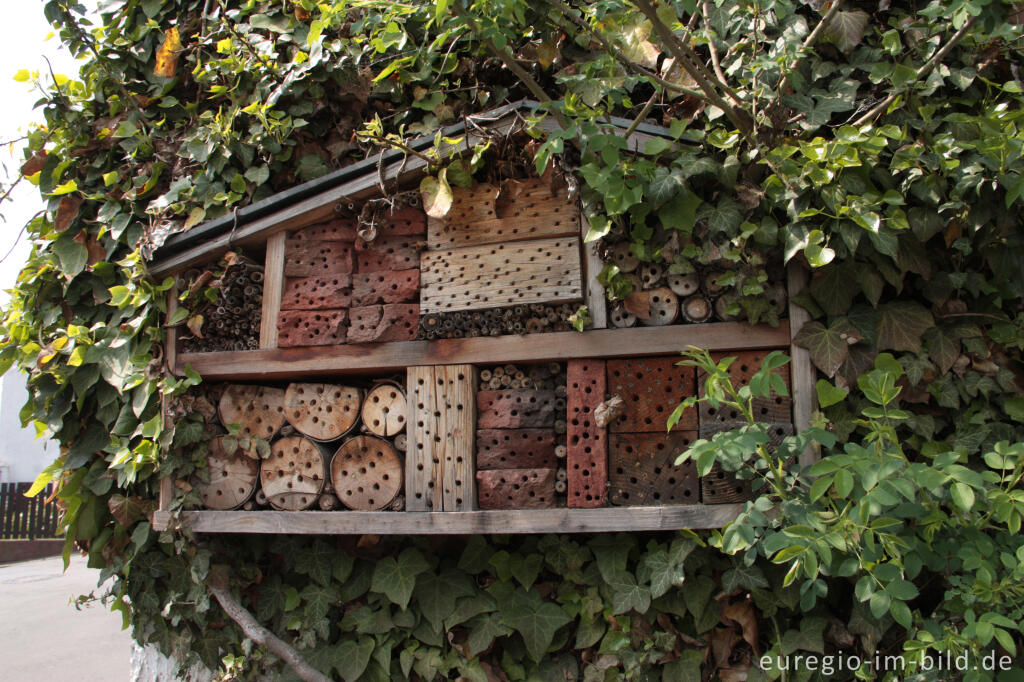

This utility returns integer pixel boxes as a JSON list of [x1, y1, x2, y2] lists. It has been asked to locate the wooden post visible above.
[[787, 262, 818, 468], [580, 216, 608, 329], [260, 232, 287, 349], [165, 282, 178, 373]]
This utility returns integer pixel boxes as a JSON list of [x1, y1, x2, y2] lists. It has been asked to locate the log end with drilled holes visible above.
[[283, 383, 361, 441], [476, 389, 556, 429], [606, 357, 697, 433], [476, 468, 557, 509], [217, 384, 287, 439], [566, 359, 608, 508], [638, 287, 679, 326], [331, 435, 403, 511], [259, 436, 327, 511], [277, 309, 348, 347], [681, 294, 713, 323], [361, 383, 408, 437], [198, 436, 261, 510], [475, 429, 558, 469], [608, 432, 699, 506]]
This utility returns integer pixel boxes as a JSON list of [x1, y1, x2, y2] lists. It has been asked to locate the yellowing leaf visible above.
[[154, 27, 183, 78], [420, 171, 453, 218], [216, 37, 232, 54], [13, 69, 31, 82]]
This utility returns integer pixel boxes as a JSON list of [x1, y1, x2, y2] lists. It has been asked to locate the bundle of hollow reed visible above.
[[179, 258, 264, 353]]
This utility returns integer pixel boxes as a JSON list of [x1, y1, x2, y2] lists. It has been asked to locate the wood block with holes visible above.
[[608, 432, 699, 506], [420, 237, 583, 314], [476, 390, 556, 429], [351, 269, 419, 306], [284, 383, 361, 442], [280, 275, 352, 310], [291, 218, 358, 242], [567, 359, 608, 508], [362, 383, 408, 437], [355, 236, 421, 272], [406, 365, 477, 511], [261, 436, 327, 510], [284, 240, 354, 277], [476, 468, 557, 509], [330, 435, 403, 510], [427, 179, 579, 250], [277, 309, 348, 347], [198, 436, 261, 510], [217, 385, 287, 439], [476, 429, 558, 470], [347, 304, 419, 344], [606, 357, 697, 433], [698, 351, 793, 429]]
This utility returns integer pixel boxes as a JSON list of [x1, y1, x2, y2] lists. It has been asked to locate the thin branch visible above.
[[700, 1, 729, 95], [356, 132, 436, 164], [208, 575, 331, 682], [853, 15, 978, 127], [775, 0, 844, 100], [624, 87, 662, 140]]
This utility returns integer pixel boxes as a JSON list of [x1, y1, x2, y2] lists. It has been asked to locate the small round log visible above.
[[702, 268, 728, 296], [667, 273, 699, 297], [393, 433, 408, 452], [218, 385, 287, 440], [556, 468, 568, 482], [331, 436, 403, 511], [681, 294, 713, 323], [555, 444, 567, 459], [198, 436, 261, 511], [715, 294, 745, 322], [609, 303, 637, 328], [361, 383, 408, 438], [554, 479, 567, 494], [260, 436, 328, 511], [318, 494, 340, 511], [611, 242, 639, 273], [640, 263, 664, 288], [255, 490, 268, 506], [284, 383, 361, 442], [639, 287, 679, 326], [765, 283, 788, 316]]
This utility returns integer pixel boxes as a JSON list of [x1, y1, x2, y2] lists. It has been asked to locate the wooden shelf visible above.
[[152, 504, 744, 535], [175, 321, 790, 380]]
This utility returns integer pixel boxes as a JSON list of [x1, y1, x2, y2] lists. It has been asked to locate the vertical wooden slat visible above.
[[440, 365, 477, 511], [580, 216, 608, 330], [165, 282, 178, 374], [259, 232, 287, 349], [787, 262, 819, 468], [0, 482, 8, 538], [159, 392, 173, 514], [406, 366, 441, 511]]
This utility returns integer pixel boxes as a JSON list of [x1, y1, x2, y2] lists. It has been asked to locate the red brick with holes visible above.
[[606, 357, 697, 432], [566, 359, 607, 508], [475, 429, 558, 469], [476, 468, 556, 509]]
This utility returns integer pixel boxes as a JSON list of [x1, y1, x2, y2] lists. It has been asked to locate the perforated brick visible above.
[[280, 275, 352, 310], [606, 357, 697, 433], [698, 351, 792, 429], [376, 206, 427, 238], [567, 359, 607, 508], [608, 432, 699, 506], [277, 309, 347, 347], [284, 240, 354, 277], [291, 218, 358, 241], [346, 304, 419, 344], [476, 390, 556, 429], [476, 429, 558, 470], [351, 269, 419, 306], [701, 465, 752, 504], [355, 236, 420, 272], [476, 468, 556, 509]]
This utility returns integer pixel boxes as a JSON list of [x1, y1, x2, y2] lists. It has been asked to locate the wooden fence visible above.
[[0, 482, 60, 540]]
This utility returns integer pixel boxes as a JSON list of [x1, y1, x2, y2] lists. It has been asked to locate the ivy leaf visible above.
[[330, 636, 376, 682], [876, 302, 934, 354], [501, 588, 572, 661], [509, 553, 544, 589], [816, 379, 848, 407], [648, 167, 685, 206], [53, 233, 89, 278], [856, 267, 885, 307], [589, 535, 634, 582], [294, 540, 336, 587], [256, 575, 288, 623], [637, 550, 685, 599], [606, 570, 652, 614], [660, 192, 702, 234], [810, 262, 860, 316], [301, 582, 340, 622], [467, 612, 512, 656], [721, 564, 768, 594], [923, 326, 960, 374], [824, 10, 869, 53], [444, 592, 497, 630], [414, 568, 475, 629], [371, 547, 430, 609], [697, 198, 744, 234], [793, 319, 859, 377], [458, 536, 492, 574]]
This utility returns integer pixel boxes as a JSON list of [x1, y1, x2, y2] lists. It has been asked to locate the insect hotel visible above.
[[151, 101, 814, 535]]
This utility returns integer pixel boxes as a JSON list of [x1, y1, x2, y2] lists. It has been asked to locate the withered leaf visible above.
[[154, 27, 183, 78], [55, 195, 83, 232]]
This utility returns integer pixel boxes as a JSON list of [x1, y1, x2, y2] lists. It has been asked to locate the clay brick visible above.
[[567, 359, 607, 508], [280, 275, 352, 310], [476, 468, 556, 509], [374, 206, 427, 238], [476, 429, 558, 470], [698, 351, 792, 429], [697, 423, 793, 504], [355, 236, 421, 272], [351, 269, 419, 306], [346, 304, 419, 344], [291, 218, 358, 242], [476, 390, 556, 429], [284, 240, 354, 277], [608, 432, 699, 506], [277, 309, 347, 347], [606, 357, 697, 433]]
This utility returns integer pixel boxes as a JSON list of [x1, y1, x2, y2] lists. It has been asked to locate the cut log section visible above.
[[284, 383, 361, 442], [681, 294, 713, 323], [198, 436, 261, 510], [626, 287, 679, 326], [218, 385, 287, 439], [331, 435, 403, 510], [609, 303, 637, 328], [667, 273, 699, 297], [361, 383, 408, 437], [259, 436, 327, 511], [610, 242, 639, 273]]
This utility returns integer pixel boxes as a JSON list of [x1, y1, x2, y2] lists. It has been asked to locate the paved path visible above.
[[0, 553, 130, 681]]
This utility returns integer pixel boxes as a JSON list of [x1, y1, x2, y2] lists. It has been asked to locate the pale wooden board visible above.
[[441, 365, 477, 512], [406, 366, 439, 511], [259, 232, 286, 349], [153, 503, 745, 534], [427, 179, 579, 250], [420, 236, 583, 314], [787, 263, 818, 468], [175, 321, 792, 380], [580, 215, 608, 330], [165, 283, 178, 373]]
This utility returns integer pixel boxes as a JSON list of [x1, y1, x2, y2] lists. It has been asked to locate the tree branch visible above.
[[774, 0, 844, 101], [700, 1, 729, 95], [208, 575, 331, 682], [853, 15, 978, 127], [624, 87, 662, 140]]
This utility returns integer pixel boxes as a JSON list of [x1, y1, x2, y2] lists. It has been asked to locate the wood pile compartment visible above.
[[178, 255, 265, 353]]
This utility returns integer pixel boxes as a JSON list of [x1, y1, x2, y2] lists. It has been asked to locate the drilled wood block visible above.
[[698, 351, 793, 429], [218, 384, 286, 439], [291, 218, 358, 242], [280, 275, 352, 310], [331, 435, 403, 510], [476, 429, 558, 470], [476, 389, 556, 429], [284, 240, 354, 277], [608, 432, 699, 506], [351, 269, 419, 306], [362, 383, 408, 437], [261, 436, 327, 511], [420, 237, 583, 314], [606, 357, 697, 433], [355, 235, 421, 272], [476, 468, 557, 510], [567, 359, 608, 508], [277, 309, 347, 347], [347, 304, 419, 344], [407, 365, 477, 511], [284, 383, 361, 442], [198, 436, 260, 510], [428, 179, 579, 250]]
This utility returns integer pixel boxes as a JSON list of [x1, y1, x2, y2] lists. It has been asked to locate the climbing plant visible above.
[[1, 0, 1022, 679]]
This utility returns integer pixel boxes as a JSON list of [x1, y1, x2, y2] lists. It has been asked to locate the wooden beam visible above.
[[787, 262, 818, 467], [165, 282, 178, 374], [579, 215, 607, 329], [151, 503, 743, 534], [260, 232, 287, 349], [174, 320, 791, 380]]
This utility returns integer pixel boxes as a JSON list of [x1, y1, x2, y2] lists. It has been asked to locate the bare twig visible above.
[[853, 16, 978, 126], [700, 1, 729, 94], [357, 132, 436, 164], [624, 87, 662, 140], [775, 0, 844, 100]]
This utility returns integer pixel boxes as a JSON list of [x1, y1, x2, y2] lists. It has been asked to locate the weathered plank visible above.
[[787, 263, 818, 467], [580, 215, 608, 330], [608, 432, 699, 506], [154, 503, 745, 534], [477, 468, 557, 509], [175, 321, 792, 380], [567, 360, 608, 508], [606, 357, 698, 433], [420, 237, 583, 314], [476, 429, 557, 470], [259, 232, 286, 349]]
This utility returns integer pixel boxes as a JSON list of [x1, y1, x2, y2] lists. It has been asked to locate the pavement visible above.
[[0, 553, 131, 681]]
